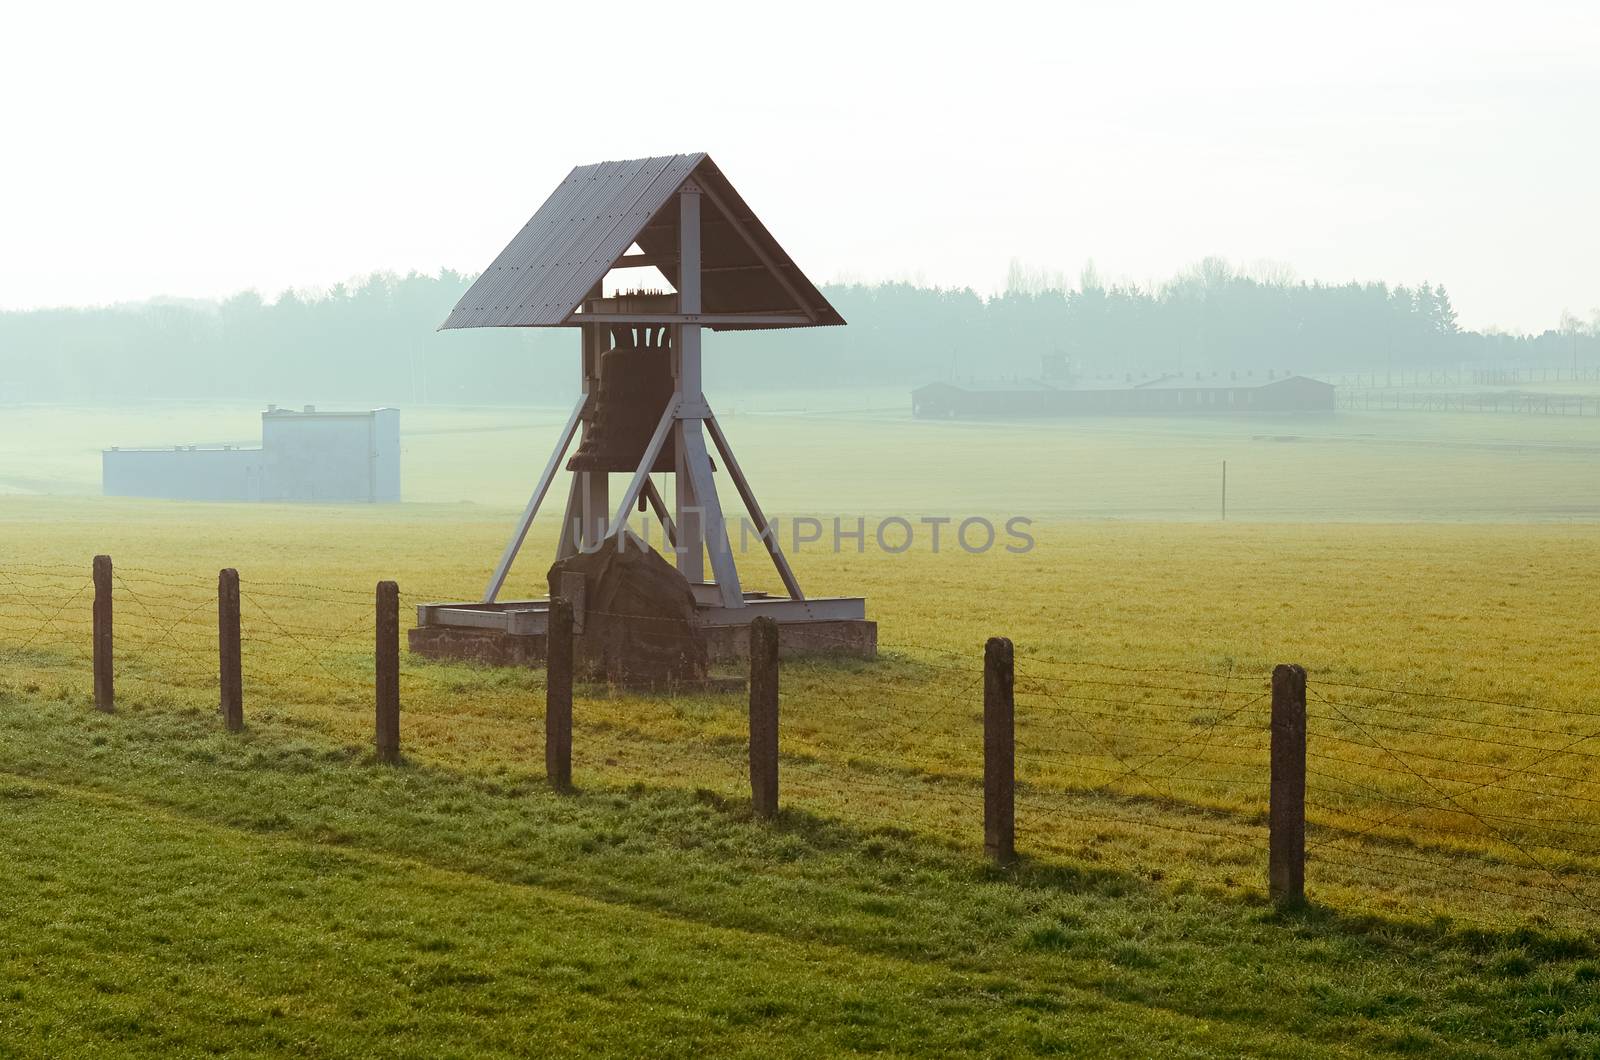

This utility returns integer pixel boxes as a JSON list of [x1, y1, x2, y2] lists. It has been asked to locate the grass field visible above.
[[4, 400, 1600, 1055], [6, 395, 1600, 518]]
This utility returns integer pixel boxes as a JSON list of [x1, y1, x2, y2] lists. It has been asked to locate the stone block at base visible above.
[[408, 618, 876, 669], [408, 624, 544, 667]]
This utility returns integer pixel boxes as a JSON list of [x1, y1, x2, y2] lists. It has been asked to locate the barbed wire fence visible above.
[[0, 563, 96, 703], [762, 629, 986, 839], [1010, 655, 1272, 885], [1335, 389, 1592, 415], [5, 557, 1600, 930], [1303, 679, 1600, 920], [1324, 366, 1600, 389]]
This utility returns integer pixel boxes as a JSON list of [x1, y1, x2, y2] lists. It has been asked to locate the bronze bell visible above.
[[567, 325, 677, 473]]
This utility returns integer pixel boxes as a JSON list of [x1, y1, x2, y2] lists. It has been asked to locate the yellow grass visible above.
[[4, 496, 1600, 930]]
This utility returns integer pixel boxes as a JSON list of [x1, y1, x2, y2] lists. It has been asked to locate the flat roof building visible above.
[[103, 406, 399, 502]]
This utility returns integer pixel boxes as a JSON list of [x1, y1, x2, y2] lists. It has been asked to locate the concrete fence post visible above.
[[92, 554, 113, 712], [218, 568, 242, 732], [749, 616, 780, 818], [546, 596, 574, 791], [375, 580, 400, 763], [1269, 663, 1308, 906], [984, 636, 1016, 864]]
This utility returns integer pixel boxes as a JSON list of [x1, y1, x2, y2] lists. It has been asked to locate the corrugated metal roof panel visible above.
[[442, 154, 699, 330], [440, 153, 843, 332]]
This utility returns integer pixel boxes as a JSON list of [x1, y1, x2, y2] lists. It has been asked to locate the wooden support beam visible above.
[[578, 319, 609, 552], [483, 395, 587, 602], [554, 473, 583, 562], [611, 253, 674, 269], [639, 217, 742, 233], [682, 425, 743, 608], [705, 412, 803, 601], [564, 312, 813, 326], [675, 429, 704, 584], [694, 180, 820, 322], [613, 258, 790, 279], [641, 477, 677, 548], [675, 184, 707, 587], [607, 398, 682, 537]]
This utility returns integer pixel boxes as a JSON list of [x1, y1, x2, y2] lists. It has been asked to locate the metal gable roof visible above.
[[1133, 374, 1333, 391], [440, 154, 700, 330], [440, 153, 843, 332]]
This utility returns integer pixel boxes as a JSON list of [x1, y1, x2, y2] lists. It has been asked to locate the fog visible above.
[[2, 0, 1597, 333], [2, 1, 1598, 519]]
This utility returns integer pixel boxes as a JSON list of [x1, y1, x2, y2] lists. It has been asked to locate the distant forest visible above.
[[2, 261, 1596, 405]]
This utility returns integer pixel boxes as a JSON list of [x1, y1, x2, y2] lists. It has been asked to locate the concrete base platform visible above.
[[407, 588, 875, 668], [408, 617, 876, 668]]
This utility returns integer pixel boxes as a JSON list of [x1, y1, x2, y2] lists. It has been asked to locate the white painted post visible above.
[[675, 183, 707, 584], [671, 181, 743, 607], [580, 317, 609, 552]]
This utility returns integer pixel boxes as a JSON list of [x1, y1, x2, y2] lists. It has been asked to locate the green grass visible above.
[[4, 698, 1600, 1057]]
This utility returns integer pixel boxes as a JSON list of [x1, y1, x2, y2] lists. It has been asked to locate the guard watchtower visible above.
[[410, 153, 875, 663]]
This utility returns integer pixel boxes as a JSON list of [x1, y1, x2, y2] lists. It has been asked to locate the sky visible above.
[[1, 0, 1596, 333]]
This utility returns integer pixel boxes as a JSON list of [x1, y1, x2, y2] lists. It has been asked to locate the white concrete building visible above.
[[103, 406, 400, 502]]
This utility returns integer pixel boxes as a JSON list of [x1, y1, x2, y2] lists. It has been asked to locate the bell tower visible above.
[[410, 154, 875, 663]]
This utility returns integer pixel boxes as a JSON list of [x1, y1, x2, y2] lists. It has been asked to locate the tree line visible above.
[[1, 261, 1595, 404]]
